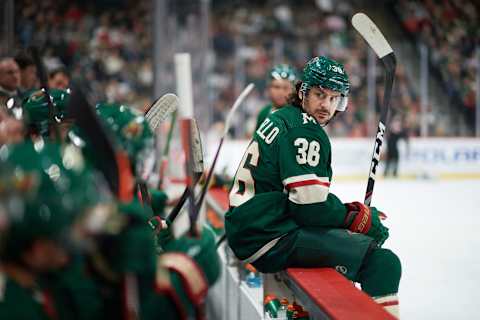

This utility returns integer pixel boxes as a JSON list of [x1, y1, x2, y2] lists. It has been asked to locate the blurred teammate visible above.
[[0, 142, 111, 319], [226, 56, 401, 317], [255, 64, 297, 130], [22, 88, 72, 140], [0, 109, 24, 144], [48, 67, 70, 90]]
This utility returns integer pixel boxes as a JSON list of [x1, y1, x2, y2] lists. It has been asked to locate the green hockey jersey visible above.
[[255, 103, 272, 131], [225, 105, 347, 262], [0, 273, 56, 320]]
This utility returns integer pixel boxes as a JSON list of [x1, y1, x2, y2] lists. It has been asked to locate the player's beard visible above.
[[301, 97, 333, 125], [313, 110, 332, 125]]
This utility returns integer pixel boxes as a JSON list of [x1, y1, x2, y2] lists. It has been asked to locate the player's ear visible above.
[[298, 91, 303, 101]]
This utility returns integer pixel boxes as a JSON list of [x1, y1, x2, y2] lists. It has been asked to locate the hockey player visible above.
[[22, 88, 72, 140], [255, 64, 298, 131], [0, 141, 112, 319], [225, 56, 401, 317]]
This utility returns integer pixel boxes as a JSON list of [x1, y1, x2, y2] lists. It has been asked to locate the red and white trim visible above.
[[374, 294, 399, 318], [282, 174, 330, 204]]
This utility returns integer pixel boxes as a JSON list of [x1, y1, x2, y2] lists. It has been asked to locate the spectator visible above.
[[395, 0, 479, 132], [0, 57, 21, 110], [14, 51, 38, 94]]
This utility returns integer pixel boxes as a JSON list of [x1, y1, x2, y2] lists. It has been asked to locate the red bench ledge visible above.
[[284, 268, 395, 320]]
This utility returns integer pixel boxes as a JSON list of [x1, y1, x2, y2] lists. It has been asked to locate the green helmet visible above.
[[0, 141, 113, 261], [268, 64, 298, 82], [22, 89, 71, 136], [96, 103, 155, 180], [301, 56, 350, 111]]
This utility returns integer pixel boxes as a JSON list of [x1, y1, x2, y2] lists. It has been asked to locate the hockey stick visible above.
[[144, 93, 179, 189], [352, 13, 396, 206], [166, 83, 255, 231], [157, 110, 177, 189], [144, 93, 179, 131], [30, 46, 61, 142], [179, 118, 198, 235], [164, 117, 204, 225], [137, 94, 179, 207], [189, 83, 255, 231]]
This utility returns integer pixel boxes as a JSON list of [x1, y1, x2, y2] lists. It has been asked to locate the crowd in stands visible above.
[[14, 0, 153, 109], [395, 0, 479, 128], [210, 0, 420, 137], [11, 0, 449, 138]]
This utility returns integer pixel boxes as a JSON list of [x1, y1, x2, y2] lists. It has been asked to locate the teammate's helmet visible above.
[[96, 103, 155, 180], [22, 89, 71, 136], [301, 56, 350, 111], [268, 64, 298, 82], [0, 141, 112, 261]]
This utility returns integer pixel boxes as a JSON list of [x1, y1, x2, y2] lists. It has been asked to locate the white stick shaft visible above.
[[175, 53, 194, 118], [223, 83, 255, 136]]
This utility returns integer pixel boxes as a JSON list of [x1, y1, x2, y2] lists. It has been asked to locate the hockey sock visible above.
[[356, 248, 401, 316], [374, 294, 399, 318]]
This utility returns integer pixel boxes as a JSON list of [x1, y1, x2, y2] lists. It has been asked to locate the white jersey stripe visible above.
[[288, 183, 329, 204]]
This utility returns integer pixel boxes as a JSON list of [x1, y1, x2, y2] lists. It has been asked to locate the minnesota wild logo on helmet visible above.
[[301, 56, 350, 111], [0, 141, 114, 260], [269, 64, 298, 82], [22, 89, 71, 136]]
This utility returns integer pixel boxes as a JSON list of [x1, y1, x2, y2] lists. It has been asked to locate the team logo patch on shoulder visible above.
[[30, 90, 45, 101], [122, 120, 143, 139], [301, 113, 316, 124]]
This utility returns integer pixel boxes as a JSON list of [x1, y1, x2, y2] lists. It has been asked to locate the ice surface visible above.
[[330, 178, 480, 320]]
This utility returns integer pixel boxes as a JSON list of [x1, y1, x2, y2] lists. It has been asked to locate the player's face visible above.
[[0, 59, 21, 91], [48, 72, 69, 90], [269, 79, 293, 108], [21, 65, 38, 90], [26, 239, 70, 271], [302, 86, 341, 125]]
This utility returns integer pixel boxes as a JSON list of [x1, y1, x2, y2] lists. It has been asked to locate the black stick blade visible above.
[[67, 87, 119, 195]]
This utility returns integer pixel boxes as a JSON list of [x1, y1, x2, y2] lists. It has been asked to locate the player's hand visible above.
[[0, 114, 24, 144], [344, 201, 389, 246], [148, 216, 173, 251], [148, 216, 168, 234]]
